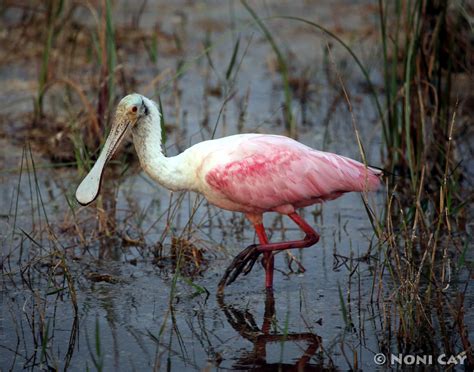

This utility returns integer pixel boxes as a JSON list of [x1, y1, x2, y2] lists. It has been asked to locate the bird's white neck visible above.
[[131, 106, 193, 192]]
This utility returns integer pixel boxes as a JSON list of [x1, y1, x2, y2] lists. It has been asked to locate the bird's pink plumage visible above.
[[204, 135, 380, 213]]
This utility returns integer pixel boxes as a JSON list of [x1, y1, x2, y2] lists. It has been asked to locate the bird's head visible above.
[[75, 93, 154, 206]]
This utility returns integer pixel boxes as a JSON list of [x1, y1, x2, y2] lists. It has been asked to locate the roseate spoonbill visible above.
[[76, 94, 381, 291]]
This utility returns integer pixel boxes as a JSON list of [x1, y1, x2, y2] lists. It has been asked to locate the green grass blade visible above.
[[158, 95, 167, 153], [225, 36, 241, 80], [241, 0, 295, 137]]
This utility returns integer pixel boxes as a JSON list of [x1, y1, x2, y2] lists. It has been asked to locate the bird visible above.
[[76, 93, 381, 292]]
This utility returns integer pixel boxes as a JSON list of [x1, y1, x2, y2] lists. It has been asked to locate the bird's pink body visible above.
[[187, 134, 380, 217]]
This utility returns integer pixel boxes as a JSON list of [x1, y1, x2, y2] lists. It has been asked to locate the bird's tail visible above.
[[363, 165, 383, 192]]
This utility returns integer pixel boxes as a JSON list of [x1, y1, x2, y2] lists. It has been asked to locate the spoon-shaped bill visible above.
[[75, 118, 130, 205]]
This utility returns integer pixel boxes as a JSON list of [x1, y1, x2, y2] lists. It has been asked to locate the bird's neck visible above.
[[132, 116, 192, 192]]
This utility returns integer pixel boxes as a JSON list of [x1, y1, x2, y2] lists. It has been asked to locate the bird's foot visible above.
[[218, 244, 261, 291]]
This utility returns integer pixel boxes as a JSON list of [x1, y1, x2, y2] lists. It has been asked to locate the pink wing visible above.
[[204, 135, 381, 212]]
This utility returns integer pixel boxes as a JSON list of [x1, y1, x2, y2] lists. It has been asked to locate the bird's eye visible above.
[[131, 106, 138, 113]]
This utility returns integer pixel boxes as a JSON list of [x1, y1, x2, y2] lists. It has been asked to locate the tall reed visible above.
[[96, 0, 117, 140], [35, 0, 64, 120], [241, 0, 296, 138], [376, 0, 471, 361]]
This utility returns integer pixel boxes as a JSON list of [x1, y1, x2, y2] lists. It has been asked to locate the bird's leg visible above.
[[254, 223, 274, 290], [218, 212, 319, 291], [253, 213, 319, 289], [256, 212, 320, 255], [217, 223, 270, 293]]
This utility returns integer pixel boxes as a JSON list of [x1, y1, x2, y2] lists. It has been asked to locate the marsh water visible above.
[[1, 1, 471, 371]]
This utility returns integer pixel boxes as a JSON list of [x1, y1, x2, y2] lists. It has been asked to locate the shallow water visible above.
[[1, 1, 470, 371]]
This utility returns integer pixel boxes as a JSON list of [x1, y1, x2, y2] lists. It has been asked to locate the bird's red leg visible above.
[[254, 213, 319, 289], [254, 223, 274, 289], [257, 212, 320, 254], [218, 212, 319, 292]]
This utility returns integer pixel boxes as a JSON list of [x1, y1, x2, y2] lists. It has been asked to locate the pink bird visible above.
[[76, 94, 381, 292]]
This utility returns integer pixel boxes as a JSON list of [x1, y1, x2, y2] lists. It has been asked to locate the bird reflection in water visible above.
[[217, 291, 328, 371]]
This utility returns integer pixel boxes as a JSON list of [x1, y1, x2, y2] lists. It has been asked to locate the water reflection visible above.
[[217, 291, 327, 370]]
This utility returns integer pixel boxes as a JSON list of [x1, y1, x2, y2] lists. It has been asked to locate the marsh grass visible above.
[[373, 0, 472, 362], [35, 0, 63, 120], [85, 317, 104, 372], [3, 142, 79, 370], [241, 0, 296, 138]]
